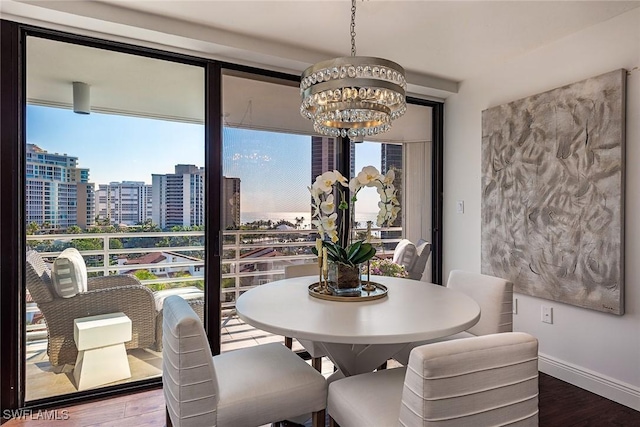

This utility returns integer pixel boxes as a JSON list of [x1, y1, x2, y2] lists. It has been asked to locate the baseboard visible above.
[[539, 352, 640, 411]]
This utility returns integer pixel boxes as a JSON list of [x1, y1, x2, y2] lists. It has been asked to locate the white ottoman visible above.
[[73, 312, 132, 390]]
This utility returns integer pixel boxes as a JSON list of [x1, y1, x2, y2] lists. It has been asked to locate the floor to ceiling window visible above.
[[0, 19, 442, 412], [24, 36, 205, 401]]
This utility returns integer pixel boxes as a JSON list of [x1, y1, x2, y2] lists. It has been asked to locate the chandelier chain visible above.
[[299, 0, 406, 138], [350, 0, 357, 57]]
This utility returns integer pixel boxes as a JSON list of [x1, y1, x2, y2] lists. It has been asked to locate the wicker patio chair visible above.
[[152, 289, 204, 352], [26, 250, 158, 367]]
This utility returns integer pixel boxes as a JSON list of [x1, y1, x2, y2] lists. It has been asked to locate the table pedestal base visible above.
[[318, 342, 408, 380]]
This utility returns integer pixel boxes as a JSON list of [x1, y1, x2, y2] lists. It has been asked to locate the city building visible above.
[[311, 136, 355, 182], [25, 144, 94, 230], [96, 181, 153, 226], [381, 143, 403, 227], [152, 164, 205, 229]]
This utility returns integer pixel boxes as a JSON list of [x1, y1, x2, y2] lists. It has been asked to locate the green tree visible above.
[[66, 225, 82, 234], [27, 222, 39, 235], [136, 218, 160, 232], [94, 215, 111, 227], [133, 269, 157, 281], [71, 238, 102, 251], [109, 239, 124, 250]]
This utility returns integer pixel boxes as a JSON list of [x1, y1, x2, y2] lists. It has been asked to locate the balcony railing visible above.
[[26, 226, 401, 336]]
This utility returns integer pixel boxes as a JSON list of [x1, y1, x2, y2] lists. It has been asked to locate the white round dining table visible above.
[[236, 275, 480, 377]]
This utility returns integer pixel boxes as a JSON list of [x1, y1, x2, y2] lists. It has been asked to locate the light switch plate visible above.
[[542, 306, 553, 324], [456, 200, 464, 214]]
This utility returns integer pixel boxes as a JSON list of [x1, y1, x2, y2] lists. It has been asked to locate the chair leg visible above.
[[312, 409, 326, 427], [329, 415, 339, 427], [165, 407, 173, 427], [284, 336, 293, 349], [312, 356, 322, 372]]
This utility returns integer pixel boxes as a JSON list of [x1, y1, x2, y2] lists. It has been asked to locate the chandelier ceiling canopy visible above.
[[300, 0, 406, 140]]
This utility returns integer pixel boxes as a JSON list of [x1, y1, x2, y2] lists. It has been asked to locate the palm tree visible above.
[[26, 222, 39, 235]]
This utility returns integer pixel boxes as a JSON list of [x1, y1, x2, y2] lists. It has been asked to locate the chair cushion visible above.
[[407, 239, 431, 280], [399, 333, 538, 426], [51, 248, 87, 298], [154, 286, 204, 311], [447, 270, 513, 336], [393, 331, 475, 366], [214, 343, 327, 426], [328, 366, 406, 427], [393, 239, 417, 270]]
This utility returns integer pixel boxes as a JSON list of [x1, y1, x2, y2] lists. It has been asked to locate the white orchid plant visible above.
[[309, 166, 400, 267]]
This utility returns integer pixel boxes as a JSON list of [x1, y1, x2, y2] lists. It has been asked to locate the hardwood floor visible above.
[[3, 372, 639, 426], [537, 373, 640, 426]]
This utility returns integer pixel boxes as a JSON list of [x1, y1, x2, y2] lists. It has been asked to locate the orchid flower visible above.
[[357, 166, 381, 186], [383, 169, 395, 185], [333, 170, 348, 187], [315, 171, 342, 193], [320, 194, 335, 215], [311, 165, 399, 262], [321, 213, 338, 232], [349, 177, 363, 193], [308, 185, 321, 206]]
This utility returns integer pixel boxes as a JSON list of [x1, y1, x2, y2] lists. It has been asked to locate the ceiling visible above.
[[3, 0, 639, 139], [3, 0, 639, 98]]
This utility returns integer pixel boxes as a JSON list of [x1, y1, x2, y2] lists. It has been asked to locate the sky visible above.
[[26, 105, 382, 215]]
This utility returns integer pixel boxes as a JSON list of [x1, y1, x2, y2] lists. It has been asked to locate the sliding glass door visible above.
[[0, 19, 442, 412], [25, 35, 205, 401]]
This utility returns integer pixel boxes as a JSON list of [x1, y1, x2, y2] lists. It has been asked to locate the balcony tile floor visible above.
[[25, 315, 310, 401]]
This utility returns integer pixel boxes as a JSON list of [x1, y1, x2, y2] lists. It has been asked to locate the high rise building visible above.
[[76, 183, 95, 229], [151, 165, 241, 230], [25, 144, 94, 230], [152, 164, 205, 229], [96, 181, 153, 226], [381, 143, 403, 175], [223, 177, 241, 229], [311, 136, 356, 182], [381, 143, 403, 227]]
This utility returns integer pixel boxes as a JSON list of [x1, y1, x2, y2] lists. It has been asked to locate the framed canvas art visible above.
[[481, 69, 626, 315]]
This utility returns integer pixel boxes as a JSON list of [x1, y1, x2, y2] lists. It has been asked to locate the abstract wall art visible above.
[[481, 69, 626, 315]]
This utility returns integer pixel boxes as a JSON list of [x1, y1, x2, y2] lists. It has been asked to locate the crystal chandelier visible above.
[[300, 0, 406, 140]]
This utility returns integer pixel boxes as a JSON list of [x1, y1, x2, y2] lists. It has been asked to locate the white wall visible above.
[[444, 8, 640, 409]]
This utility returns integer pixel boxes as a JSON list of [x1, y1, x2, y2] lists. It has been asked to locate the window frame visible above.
[[0, 18, 444, 412]]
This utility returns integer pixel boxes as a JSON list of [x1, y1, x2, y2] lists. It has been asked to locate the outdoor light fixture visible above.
[[300, 0, 406, 140], [72, 81, 90, 114]]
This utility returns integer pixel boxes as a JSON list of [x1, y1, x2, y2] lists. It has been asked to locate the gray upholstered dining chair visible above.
[[284, 263, 326, 372], [328, 332, 539, 427], [392, 238, 432, 280], [162, 295, 327, 427], [394, 269, 513, 365]]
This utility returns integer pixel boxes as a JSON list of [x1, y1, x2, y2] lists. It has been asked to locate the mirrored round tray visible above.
[[308, 282, 388, 302]]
